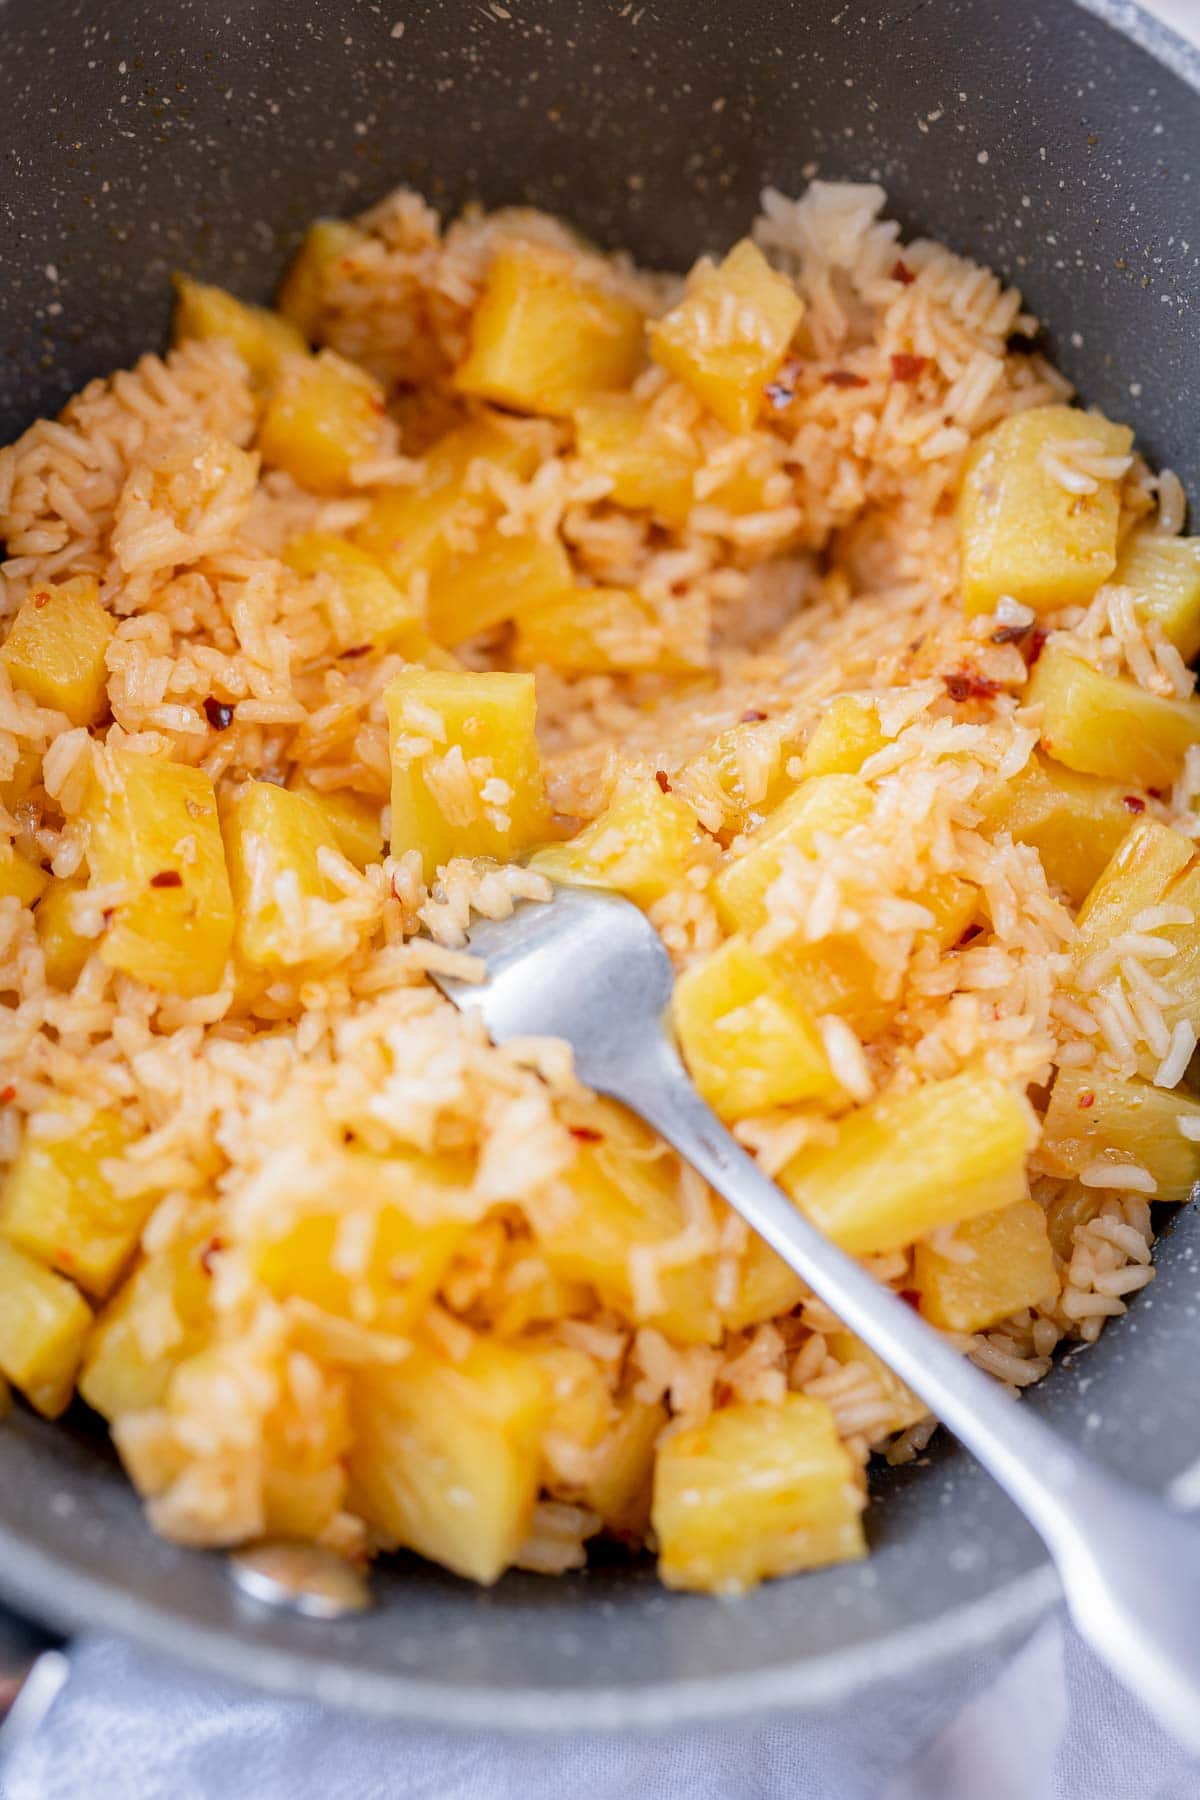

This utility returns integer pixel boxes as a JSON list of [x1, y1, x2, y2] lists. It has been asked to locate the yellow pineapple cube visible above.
[[79, 1231, 213, 1420], [78, 746, 234, 998], [348, 1339, 548, 1584], [34, 876, 91, 987], [0, 747, 42, 812], [286, 778, 384, 870], [529, 1343, 613, 1452], [1029, 644, 1200, 790], [576, 1398, 666, 1537], [573, 394, 698, 525], [673, 719, 798, 839], [250, 1149, 469, 1332], [712, 774, 873, 933], [172, 273, 308, 386], [261, 1359, 351, 1543], [650, 240, 804, 434], [276, 218, 365, 339], [528, 1114, 723, 1345], [282, 532, 427, 655], [799, 696, 887, 778], [1074, 816, 1193, 964], [1042, 1067, 1200, 1202], [0, 576, 114, 727], [958, 404, 1133, 615], [1044, 1181, 1108, 1262], [0, 843, 47, 906], [427, 527, 574, 648], [386, 668, 549, 879], [780, 1071, 1031, 1255], [912, 1199, 1058, 1333], [721, 1231, 808, 1333], [221, 781, 347, 972], [527, 781, 701, 909], [456, 244, 645, 417], [652, 1395, 865, 1593], [825, 1332, 929, 1436], [0, 1236, 92, 1417], [979, 752, 1138, 906], [258, 349, 386, 494], [0, 1108, 147, 1299], [514, 585, 703, 674], [671, 934, 837, 1120], [1115, 532, 1200, 662], [352, 413, 544, 592]]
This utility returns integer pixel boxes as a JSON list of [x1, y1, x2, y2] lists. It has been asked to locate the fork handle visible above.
[[609, 1032, 1200, 1750]]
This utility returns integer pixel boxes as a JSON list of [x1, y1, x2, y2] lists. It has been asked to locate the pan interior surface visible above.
[[1, 0, 1199, 1725]]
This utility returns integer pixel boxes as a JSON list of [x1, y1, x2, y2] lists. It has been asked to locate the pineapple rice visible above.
[[1, 179, 1198, 1592]]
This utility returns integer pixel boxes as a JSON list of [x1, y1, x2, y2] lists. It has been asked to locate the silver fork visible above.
[[433, 882, 1200, 1747]]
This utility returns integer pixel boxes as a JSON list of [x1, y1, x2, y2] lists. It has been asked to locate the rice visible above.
[[0, 177, 1194, 1593]]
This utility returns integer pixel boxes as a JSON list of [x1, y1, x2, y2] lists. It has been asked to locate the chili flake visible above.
[[569, 1124, 604, 1142], [149, 869, 183, 888], [824, 369, 869, 389], [1078, 1091, 1096, 1110], [204, 697, 234, 730], [890, 259, 915, 286], [340, 644, 373, 659], [1123, 795, 1146, 814], [740, 708, 768, 723], [944, 668, 1000, 703], [890, 353, 928, 383], [655, 770, 672, 793]]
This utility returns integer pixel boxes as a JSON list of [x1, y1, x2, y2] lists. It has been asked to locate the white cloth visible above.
[[3, 1608, 1199, 1799]]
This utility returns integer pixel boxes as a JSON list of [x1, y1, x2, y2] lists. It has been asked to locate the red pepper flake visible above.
[[1148, 787, 1165, 801], [824, 369, 869, 389], [340, 644, 373, 659], [569, 1124, 604, 1142], [1027, 629, 1048, 667], [899, 1288, 922, 1310], [1077, 1091, 1096, 1110], [890, 353, 928, 383], [957, 922, 984, 948], [740, 708, 768, 723], [204, 696, 234, 731], [990, 621, 1032, 646], [1123, 794, 1146, 814], [890, 259, 915, 286], [654, 770, 672, 793], [32, 590, 51, 609], [101, 907, 115, 926], [944, 668, 1000, 703], [149, 869, 183, 889], [0, 1085, 15, 1104], [200, 1236, 226, 1275]]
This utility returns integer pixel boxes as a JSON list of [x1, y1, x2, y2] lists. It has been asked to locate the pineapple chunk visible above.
[[673, 719, 798, 839], [527, 782, 701, 909], [1042, 1067, 1200, 1202], [514, 585, 702, 674], [251, 1150, 469, 1332], [258, 349, 385, 494], [352, 414, 544, 593], [572, 394, 777, 528], [427, 527, 574, 648], [262, 1361, 352, 1543], [0, 1108, 146, 1299], [1029, 645, 1200, 790], [652, 1395, 864, 1593], [978, 752, 1137, 906], [799, 696, 886, 779], [721, 1231, 808, 1332], [912, 1199, 1058, 1333], [286, 778, 384, 870], [780, 1071, 1031, 1255], [531, 1126, 724, 1345], [650, 240, 804, 434], [78, 746, 234, 998], [282, 532, 426, 654], [1, 576, 114, 727], [79, 1232, 213, 1420], [0, 843, 47, 906], [1044, 1180, 1108, 1262], [456, 243, 645, 418], [0, 1236, 92, 1417], [958, 404, 1133, 616], [825, 1332, 928, 1436], [671, 934, 837, 1119], [35, 876, 91, 987], [1115, 531, 1200, 662], [529, 1343, 613, 1452], [0, 747, 41, 812], [386, 668, 549, 879], [222, 781, 346, 972], [348, 1339, 548, 1584], [276, 218, 365, 339], [1074, 816, 1193, 966], [172, 274, 307, 386], [576, 1397, 666, 1537], [712, 774, 873, 933]]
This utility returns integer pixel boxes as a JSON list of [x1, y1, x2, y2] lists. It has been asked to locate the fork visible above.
[[433, 881, 1200, 1747]]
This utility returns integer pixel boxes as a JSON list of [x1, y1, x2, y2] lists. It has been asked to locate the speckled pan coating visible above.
[[1, 0, 1199, 1731]]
